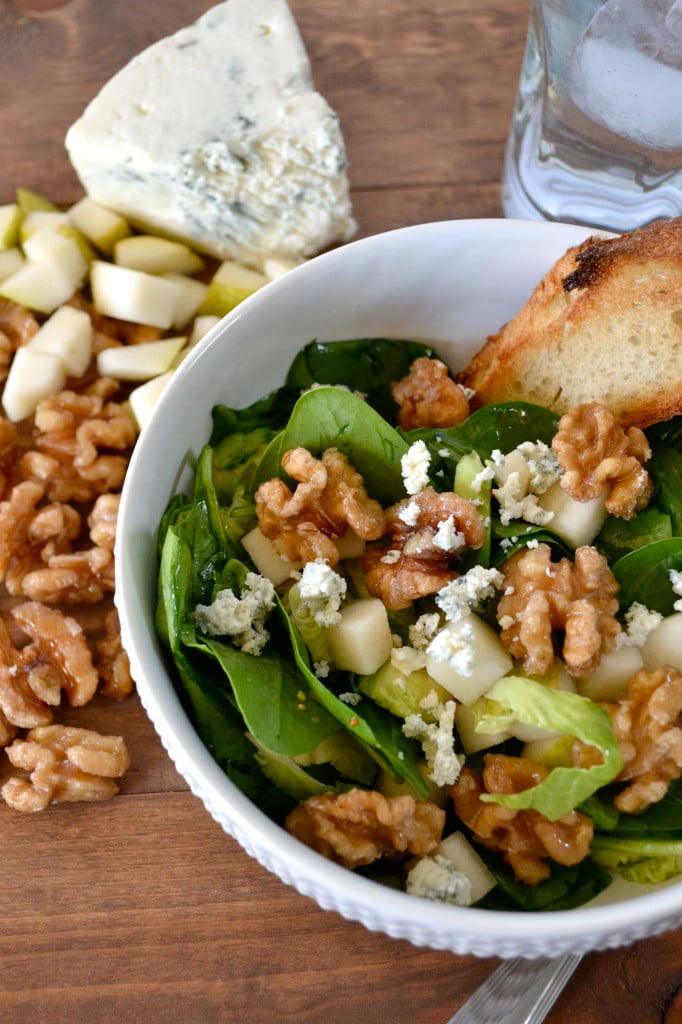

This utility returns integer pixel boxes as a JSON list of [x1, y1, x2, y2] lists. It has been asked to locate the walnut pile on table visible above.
[[0, 296, 138, 813]]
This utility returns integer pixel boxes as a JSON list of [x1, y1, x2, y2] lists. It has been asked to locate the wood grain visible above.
[[0, 1, 680, 1022]]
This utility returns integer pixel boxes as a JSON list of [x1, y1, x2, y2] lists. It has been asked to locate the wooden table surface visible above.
[[1, 1, 681, 1021]]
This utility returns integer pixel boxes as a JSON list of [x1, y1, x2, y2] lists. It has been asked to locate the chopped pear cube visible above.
[[128, 371, 173, 432], [67, 196, 131, 255], [432, 835, 491, 901], [0, 204, 21, 249], [642, 612, 682, 672], [241, 526, 301, 586], [20, 209, 70, 243], [538, 480, 608, 547], [425, 614, 513, 705], [578, 644, 643, 702], [0, 234, 88, 315], [327, 598, 394, 675], [455, 697, 512, 754], [198, 259, 268, 316], [90, 260, 184, 328], [97, 335, 187, 381], [0, 248, 23, 283], [27, 305, 93, 378], [263, 255, 304, 278], [434, 832, 496, 904], [2, 347, 66, 421], [16, 188, 58, 214], [188, 314, 220, 348], [114, 235, 204, 276], [162, 272, 209, 329]]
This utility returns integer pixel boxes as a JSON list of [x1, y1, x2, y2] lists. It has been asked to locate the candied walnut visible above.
[[21, 546, 115, 604], [552, 402, 653, 519], [21, 492, 118, 603], [285, 788, 445, 868], [497, 542, 621, 677], [96, 608, 134, 700], [88, 492, 119, 550], [10, 602, 99, 707], [21, 390, 135, 503], [0, 299, 39, 349], [1, 724, 129, 812], [0, 617, 54, 730], [364, 487, 485, 610], [0, 480, 82, 595], [603, 665, 682, 814], [452, 757, 594, 885], [391, 357, 470, 430], [256, 447, 385, 566], [0, 707, 17, 747], [0, 417, 18, 497]]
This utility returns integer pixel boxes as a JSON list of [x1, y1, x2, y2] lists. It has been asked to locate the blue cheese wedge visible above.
[[65, 0, 356, 268]]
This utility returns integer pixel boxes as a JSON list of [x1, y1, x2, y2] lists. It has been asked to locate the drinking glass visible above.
[[502, 0, 682, 232]]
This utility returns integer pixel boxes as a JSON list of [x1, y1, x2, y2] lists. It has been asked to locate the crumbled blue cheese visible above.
[[426, 620, 475, 677], [432, 515, 465, 552], [616, 601, 663, 647], [401, 440, 431, 495], [435, 566, 504, 623], [402, 693, 462, 786], [297, 558, 347, 626], [406, 854, 473, 906], [409, 612, 441, 650], [670, 569, 682, 611], [398, 500, 421, 526], [490, 442, 561, 527], [194, 571, 275, 655], [391, 645, 427, 674], [65, 0, 356, 268]]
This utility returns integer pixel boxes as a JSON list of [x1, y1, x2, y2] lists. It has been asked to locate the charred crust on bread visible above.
[[563, 219, 681, 292]]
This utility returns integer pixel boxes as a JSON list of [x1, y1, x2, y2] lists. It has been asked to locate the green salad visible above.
[[156, 338, 682, 912]]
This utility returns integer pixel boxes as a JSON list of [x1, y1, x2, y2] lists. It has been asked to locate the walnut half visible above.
[[285, 788, 445, 868], [2, 724, 130, 812], [552, 402, 653, 519], [452, 756, 594, 885], [497, 543, 621, 677]]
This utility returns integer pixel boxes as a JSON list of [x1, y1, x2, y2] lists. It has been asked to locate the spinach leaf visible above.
[[279, 597, 429, 798], [285, 338, 437, 422], [595, 506, 672, 564], [412, 402, 559, 463], [475, 849, 611, 911], [252, 387, 410, 505], [194, 635, 340, 758], [210, 386, 302, 443], [612, 538, 682, 614], [607, 777, 682, 836], [649, 441, 682, 536]]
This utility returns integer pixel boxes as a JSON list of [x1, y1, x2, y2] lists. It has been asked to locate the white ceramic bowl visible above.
[[116, 219, 682, 959]]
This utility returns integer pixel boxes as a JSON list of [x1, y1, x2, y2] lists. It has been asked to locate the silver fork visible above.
[[445, 953, 583, 1024]]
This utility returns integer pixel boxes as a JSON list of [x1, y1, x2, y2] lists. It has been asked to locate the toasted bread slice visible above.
[[457, 217, 682, 428]]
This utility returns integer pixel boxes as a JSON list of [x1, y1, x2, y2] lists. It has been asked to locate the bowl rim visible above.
[[116, 217, 682, 955]]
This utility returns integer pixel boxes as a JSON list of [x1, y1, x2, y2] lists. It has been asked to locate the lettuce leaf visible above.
[[476, 676, 624, 819], [590, 836, 682, 884]]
